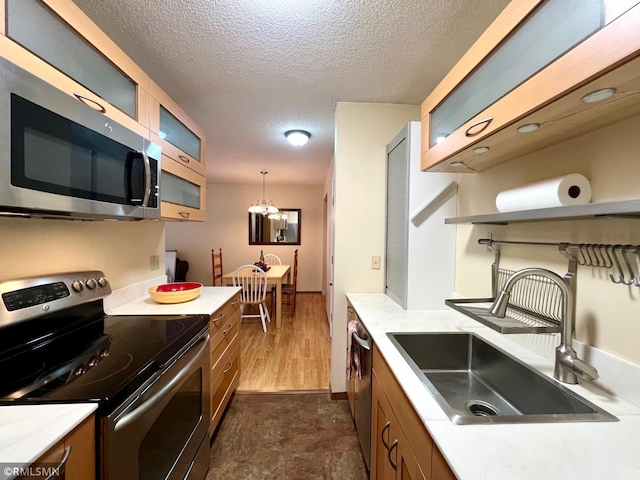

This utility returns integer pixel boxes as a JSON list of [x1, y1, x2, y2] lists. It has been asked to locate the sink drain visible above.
[[465, 400, 500, 417]]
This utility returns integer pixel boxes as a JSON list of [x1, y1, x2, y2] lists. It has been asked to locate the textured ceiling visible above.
[[72, 0, 509, 185]]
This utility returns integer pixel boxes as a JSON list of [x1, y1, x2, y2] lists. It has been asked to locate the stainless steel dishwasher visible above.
[[351, 314, 373, 470]]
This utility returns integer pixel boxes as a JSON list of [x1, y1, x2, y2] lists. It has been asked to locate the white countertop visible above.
[[0, 403, 97, 477], [105, 286, 240, 316], [347, 293, 640, 480]]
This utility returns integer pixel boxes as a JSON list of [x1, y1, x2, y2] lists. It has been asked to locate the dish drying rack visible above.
[[446, 238, 640, 334]]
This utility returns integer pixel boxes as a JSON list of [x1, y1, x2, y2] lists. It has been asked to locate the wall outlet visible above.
[[150, 255, 160, 271], [371, 255, 381, 270]]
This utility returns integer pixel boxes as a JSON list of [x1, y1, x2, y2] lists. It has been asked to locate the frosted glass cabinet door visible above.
[[429, 0, 605, 148], [149, 81, 206, 177], [160, 155, 206, 222], [421, 0, 640, 173], [159, 106, 202, 161], [6, 0, 137, 118]]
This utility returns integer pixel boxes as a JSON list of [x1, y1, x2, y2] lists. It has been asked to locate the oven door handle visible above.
[[352, 331, 372, 351], [114, 331, 209, 433]]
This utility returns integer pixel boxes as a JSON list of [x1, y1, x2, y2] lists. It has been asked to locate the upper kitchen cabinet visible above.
[[150, 79, 207, 177], [0, 0, 150, 138], [160, 154, 206, 222], [421, 0, 640, 173]]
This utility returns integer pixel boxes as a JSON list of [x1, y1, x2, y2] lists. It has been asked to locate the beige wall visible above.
[[165, 183, 324, 291], [455, 115, 640, 365], [331, 102, 421, 392], [0, 218, 165, 289]]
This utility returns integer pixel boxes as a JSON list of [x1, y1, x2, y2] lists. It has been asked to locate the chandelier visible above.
[[248, 171, 279, 216]]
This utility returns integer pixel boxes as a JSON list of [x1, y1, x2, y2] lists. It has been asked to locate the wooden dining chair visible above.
[[263, 254, 281, 265], [212, 248, 223, 285], [232, 264, 271, 333], [281, 249, 298, 316]]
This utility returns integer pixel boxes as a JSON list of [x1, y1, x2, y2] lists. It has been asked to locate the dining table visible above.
[[222, 264, 291, 329]]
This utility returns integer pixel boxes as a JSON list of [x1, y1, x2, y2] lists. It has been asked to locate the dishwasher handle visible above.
[[352, 330, 372, 351]]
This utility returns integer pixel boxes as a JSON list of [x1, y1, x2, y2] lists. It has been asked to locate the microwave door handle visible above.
[[140, 151, 151, 207], [125, 151, 151, 206], [114, 332, 209, 433]]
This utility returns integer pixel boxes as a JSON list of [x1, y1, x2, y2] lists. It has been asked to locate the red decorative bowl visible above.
[[148, 282, 203, 303], [155, 282, 203, 292]]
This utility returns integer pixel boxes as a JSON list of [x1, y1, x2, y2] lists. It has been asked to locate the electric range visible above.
[[0, 271, 211, 480]]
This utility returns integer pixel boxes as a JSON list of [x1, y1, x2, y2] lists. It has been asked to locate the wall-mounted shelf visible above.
[[445, 199, 640, 225]]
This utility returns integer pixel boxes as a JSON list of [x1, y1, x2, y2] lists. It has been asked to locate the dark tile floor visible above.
[[208, 393, 369, 480]]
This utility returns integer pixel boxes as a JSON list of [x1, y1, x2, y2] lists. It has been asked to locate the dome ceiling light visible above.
[[285, 130, 311, 146]]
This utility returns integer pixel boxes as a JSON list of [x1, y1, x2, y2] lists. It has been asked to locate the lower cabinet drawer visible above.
[[210, 319, 239, 374]]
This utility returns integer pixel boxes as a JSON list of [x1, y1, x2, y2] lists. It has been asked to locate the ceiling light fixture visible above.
[[248, 171, 279, 216], [285, 130, 311, 146]]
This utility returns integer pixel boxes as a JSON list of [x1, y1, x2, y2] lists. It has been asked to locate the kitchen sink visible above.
[[387, 332, 617, 424]]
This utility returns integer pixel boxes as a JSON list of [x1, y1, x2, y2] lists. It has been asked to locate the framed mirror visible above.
[[248, 208, 301, 245]]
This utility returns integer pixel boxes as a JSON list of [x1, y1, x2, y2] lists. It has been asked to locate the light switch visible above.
[[371, 255, 381, 270], [150, 255, 160, 271]]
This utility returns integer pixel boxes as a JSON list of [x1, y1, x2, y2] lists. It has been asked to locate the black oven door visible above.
[[102, 328, 210, 480]]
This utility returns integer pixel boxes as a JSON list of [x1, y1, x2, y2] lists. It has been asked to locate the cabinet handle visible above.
[[212, 313, 224, 324], [381, 421, 391, 450], [231, 299, 240, 305], [178, 154, 191, 163], [45, 445, 71, 480], [73, 92, 106, 113], [347, 306, 355, 313], [222, 361, 233, 374], [179, 211, 190, 218], [223, 323, 233, 334], [388, 439, 398, 471], [464, 117, 493, 137]]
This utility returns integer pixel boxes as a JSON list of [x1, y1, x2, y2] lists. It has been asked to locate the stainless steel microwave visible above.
[[0, 56, 160, 220]]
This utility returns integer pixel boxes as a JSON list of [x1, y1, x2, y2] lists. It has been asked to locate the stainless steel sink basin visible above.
[[387, 332, 617, 424]]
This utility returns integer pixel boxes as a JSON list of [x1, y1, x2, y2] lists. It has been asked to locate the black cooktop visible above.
[[0, 300, 208, 414]]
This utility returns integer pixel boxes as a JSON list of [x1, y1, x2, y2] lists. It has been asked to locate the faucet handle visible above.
[[572, 358, 599, 381]]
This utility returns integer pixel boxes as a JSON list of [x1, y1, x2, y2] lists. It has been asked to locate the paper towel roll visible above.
[[496, 174, 592, 213]]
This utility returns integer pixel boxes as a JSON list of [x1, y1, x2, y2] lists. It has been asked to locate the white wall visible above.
[[165, 183, 324, 291], [455, 115, 640, 365], [0, 218, 165, 288], [331, 102, 421, 392]]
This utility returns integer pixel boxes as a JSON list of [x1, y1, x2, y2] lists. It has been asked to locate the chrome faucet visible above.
[[489, 267, 599, 384]]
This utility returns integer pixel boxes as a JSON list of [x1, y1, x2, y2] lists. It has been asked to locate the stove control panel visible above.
[[0, 271, 112, 327], [2, 281, 70, 311]]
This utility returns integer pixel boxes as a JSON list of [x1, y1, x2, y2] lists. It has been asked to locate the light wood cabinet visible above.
[[0, 0, 150, 137], [372, 346, 456, 480], [208, 293, 241, 438], [160, 154, 207, 222], [150, 79, 207, 222], [22, 415, 96, 480], [150, 79, 207, 178], [421, 0, 640, 174]]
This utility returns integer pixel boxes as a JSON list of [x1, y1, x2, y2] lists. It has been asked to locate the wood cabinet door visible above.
[[397, 429, 428, 480], [371, 371, 396, 480], [160, 154, 206, 222]]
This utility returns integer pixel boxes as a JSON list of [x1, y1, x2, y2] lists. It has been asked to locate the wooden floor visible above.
[[237, 293, 332, 392]]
